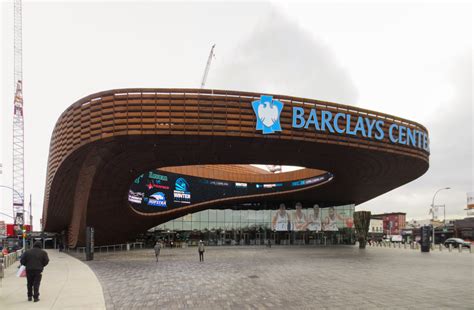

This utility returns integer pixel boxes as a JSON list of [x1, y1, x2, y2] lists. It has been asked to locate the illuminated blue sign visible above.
[[252, 95, 284, 134], [147, 192, 167, 208], [174, 178, 191, 204]]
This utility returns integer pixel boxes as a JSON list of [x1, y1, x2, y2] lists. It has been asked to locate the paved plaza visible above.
[[85, 245, 473, 310], [0, 250, 105, 309]]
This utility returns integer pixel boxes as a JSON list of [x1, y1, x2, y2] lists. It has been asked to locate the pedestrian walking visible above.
[[154, 241, 161, 262], [198, 240, 205, 262], [20, 241, 49, 302]]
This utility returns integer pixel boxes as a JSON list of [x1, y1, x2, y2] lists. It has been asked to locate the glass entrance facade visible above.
[[150, 205, 356, 247]]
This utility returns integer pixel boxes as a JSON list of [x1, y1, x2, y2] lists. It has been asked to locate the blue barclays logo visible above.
[[147, 192, 167, 208], [252, 95, 284, 134]]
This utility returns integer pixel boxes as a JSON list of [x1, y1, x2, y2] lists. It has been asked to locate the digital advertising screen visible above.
[[128, 169, 333, 214]]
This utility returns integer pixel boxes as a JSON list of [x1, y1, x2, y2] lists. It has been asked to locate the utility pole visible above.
[[29, 194, 32, 229], [200, 44, 216, 88]]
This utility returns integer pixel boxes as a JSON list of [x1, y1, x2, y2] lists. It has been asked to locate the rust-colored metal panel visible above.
[[42, 89, 429, 247]]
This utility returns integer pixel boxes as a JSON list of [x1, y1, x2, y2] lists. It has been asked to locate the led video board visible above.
[[128, 169, 333, 214]]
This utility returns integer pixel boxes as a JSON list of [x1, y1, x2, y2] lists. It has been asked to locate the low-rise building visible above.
[[372, 212, 406, 235]]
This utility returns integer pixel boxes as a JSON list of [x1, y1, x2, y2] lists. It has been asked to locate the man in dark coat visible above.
[[20, 241, 49, 302]]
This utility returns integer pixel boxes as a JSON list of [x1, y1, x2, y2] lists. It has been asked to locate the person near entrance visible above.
[[198, 240, 205, 262], [154, 241, 161, 262], [20, 241, 49, 302], [272, 203, 291, 231]]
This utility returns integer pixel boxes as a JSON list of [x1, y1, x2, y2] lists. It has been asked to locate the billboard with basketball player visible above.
[[271, 204, 354, 231]]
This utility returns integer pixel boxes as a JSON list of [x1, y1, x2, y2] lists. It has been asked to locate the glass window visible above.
[[225, 209, 233, 222], [256, 210, 264, 222], [240, 210, 248, 224], [264, 210, 272, 223], [248, 210, 256, 223], [200, 210, 209, 222], [209, 209, 217, 222], [192, 212, 201, 222], [192, 221, 201, 230], [173, 221, 182, 230], [216, 210, 225, 222], [208, 222, 217, 230], [200, 221, 209, 230], [232, 210, 241, 223], [182, 221, 191, 231]]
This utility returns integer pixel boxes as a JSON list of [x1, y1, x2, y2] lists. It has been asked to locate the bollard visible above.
[[404, 243, 406, 249], [398, 242, 401, 248], [416, 243, 419, 250], [430, 244, 434, 251], [389, 242, 391, 248], [449, 244, 452, 252], [458, 245, 462, 253], [439, 244, 442, 251]]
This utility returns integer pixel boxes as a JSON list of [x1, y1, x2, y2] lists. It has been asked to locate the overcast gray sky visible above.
[[1, 0, 472, 230]]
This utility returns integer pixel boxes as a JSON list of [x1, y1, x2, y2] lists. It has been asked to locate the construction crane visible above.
[[200, 44, 215, 88], [12, 0, 25, 222]]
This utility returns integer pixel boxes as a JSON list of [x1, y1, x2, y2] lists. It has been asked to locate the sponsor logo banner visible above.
[[147, 192, 167, 208], [128, 190, 144, 204], [174, 177, 191, 204]]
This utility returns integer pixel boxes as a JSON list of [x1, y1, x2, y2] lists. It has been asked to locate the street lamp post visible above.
[[431, 187, 450, 246]]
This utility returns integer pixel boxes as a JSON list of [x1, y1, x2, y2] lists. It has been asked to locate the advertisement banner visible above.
[[271, 205, 354, 232], [14, 212, 24, 225]]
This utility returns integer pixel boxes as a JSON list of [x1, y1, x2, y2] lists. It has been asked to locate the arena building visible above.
[[42, 89, 429, 247]]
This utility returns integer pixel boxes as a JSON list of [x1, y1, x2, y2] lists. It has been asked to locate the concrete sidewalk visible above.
[[0, 250, 106, 309]]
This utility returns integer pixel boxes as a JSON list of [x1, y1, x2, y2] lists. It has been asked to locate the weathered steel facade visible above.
[[42, 89, 429, 247]]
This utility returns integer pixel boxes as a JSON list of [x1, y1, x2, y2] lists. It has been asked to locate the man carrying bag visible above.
[[20, 241, 49, 302]]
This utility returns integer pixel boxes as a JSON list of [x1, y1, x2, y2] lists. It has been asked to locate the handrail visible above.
[[75, 242, 144, 254]]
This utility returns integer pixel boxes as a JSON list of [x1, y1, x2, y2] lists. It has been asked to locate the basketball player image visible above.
[[306, 204, 322, 231], [272, 203, 291, 231], [323, 207, 347, 231], [292, 202, 307, 231]]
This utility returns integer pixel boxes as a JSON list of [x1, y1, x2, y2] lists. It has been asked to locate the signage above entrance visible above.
[[251, 95, 430, 153]]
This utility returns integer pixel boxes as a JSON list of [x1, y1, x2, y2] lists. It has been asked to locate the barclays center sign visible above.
[[252, 95, 430, 153]]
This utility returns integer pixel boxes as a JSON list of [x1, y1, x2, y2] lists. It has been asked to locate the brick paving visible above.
[[85, 245, 474, 309]]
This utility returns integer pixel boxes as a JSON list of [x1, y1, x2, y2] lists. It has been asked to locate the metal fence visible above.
[[75, 242, 145, 254], [0, 248, 25, 278]]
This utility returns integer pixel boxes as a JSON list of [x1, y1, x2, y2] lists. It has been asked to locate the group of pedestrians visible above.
[[154, 240, 206, 262]]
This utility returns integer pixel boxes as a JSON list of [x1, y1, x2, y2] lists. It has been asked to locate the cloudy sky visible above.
[[0, 0, 472, 229]]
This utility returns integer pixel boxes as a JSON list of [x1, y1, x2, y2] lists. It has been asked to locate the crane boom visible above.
[[13, 0, 25, 221], [200, 44, 215, 88]]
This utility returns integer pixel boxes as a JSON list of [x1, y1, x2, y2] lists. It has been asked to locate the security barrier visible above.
[[1, 248, 24, 271], [76, 242, 144, 254]]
